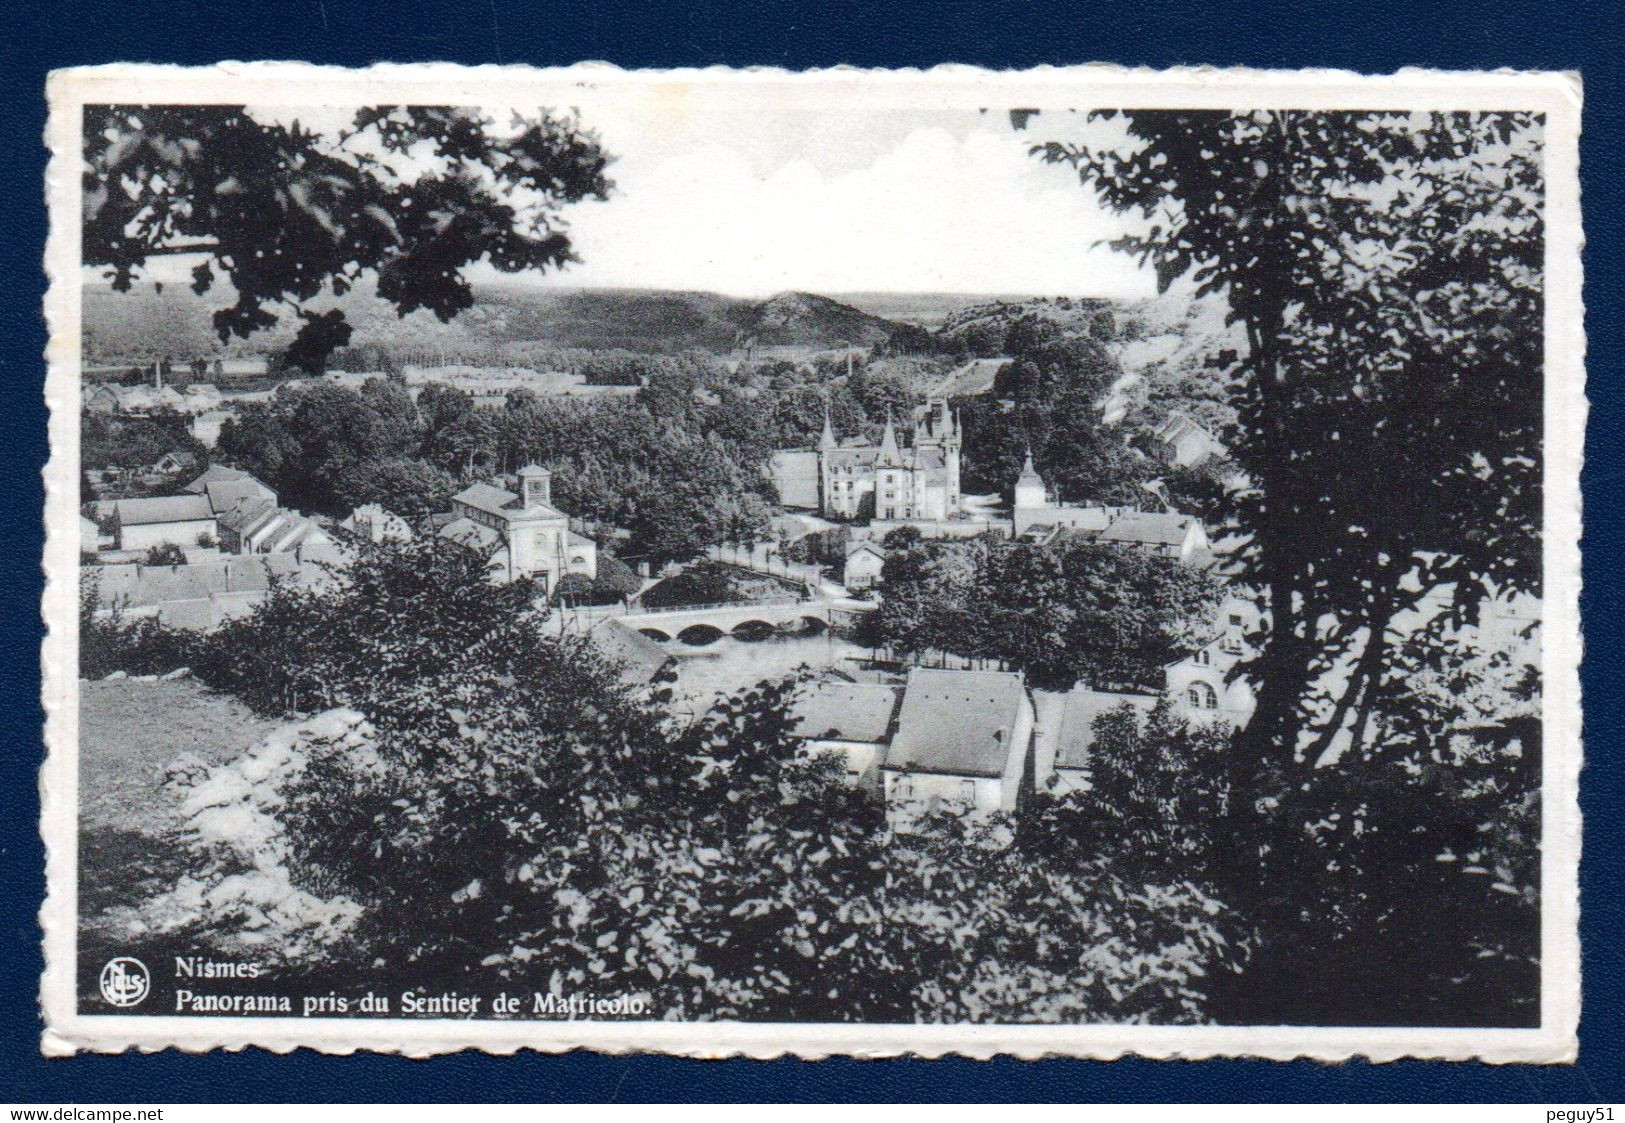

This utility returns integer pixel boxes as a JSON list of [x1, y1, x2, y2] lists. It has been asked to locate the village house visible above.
[[768, 399, 963, 522], [338, 503, 414, 544], [83, 382, 221, 417], [1151, 411, 1228, 470], [1095, 510, 1211, 563], [102, 494, 218, 552], [1033, 687, 1159, 796], [96, 466, 293, 554], [880, 668, 1034, 826], [438, 464, 598, 591], [791, 680, 905, 790], [217, 500, 337, 559], [842, 541, 887, 591], [83, 551, 334, 631], [1164, 594, 1260, 725], [1011, 450, 1132, 538], [1012, 451, 1210, 563], [151, 450, 200, 476]]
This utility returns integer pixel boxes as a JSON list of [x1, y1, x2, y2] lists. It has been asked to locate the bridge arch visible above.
[[676, 623, 726, 646], [637, 627, 672, 642], [730, 619, 776, 642]]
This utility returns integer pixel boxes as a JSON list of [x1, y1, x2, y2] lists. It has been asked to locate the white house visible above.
[[791, 681, 905, 791], [1152, 412, 1228, 469], [842, 541, 887, 591], [1037, 687, 1158, 796], [880, 668, 1033, 826], [106, 494, 217, 552], [1165, 594, 1260, 725], [1096, 511, 1211, 564], [339, 504, 414, 544]]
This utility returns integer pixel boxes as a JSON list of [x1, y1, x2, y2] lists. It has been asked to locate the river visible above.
[[664, 628, 875, 713]]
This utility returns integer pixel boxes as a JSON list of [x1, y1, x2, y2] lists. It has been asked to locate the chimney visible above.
[[518, 464, 552, 509]]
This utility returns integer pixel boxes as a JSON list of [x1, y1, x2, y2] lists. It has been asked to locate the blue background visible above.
[[4, 0, 1619, 1103]]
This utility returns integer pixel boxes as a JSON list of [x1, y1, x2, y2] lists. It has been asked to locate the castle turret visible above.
[[877, 411, 902, 466], [819, 405, 837, 451]]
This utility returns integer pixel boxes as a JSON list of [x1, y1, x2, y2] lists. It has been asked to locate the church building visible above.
[[439, 464, 597, 590], [770, 399, 963, 522]]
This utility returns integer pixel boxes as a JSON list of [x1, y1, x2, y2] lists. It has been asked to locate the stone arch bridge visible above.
[[566, 596, 873, 646]]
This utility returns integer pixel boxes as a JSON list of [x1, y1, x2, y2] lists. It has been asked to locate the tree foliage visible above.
[[121, 533, 1248, 1022], [1039, 108, 1545, 1026], [84, 105, 611, 370], [1039, 109, 1543, 760], [869, 536, 1220, 691]]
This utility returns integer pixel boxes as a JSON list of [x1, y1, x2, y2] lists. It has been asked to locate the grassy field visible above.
[[77, 676, 283, 1001]]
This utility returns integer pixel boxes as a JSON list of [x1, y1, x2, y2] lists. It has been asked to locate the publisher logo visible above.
[[99, 957, 150, 1008]]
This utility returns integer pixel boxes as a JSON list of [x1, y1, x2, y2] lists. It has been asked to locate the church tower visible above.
[[518, 464, 553, 509], [1014, 448, 1047, 511]]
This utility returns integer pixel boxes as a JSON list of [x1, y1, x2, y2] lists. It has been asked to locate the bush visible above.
[[79, 575, 200, 679], [143, 543, 189, 566], [134, 532, 1249, 1022]]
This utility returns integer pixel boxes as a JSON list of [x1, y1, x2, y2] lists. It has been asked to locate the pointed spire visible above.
[[1018, 444, 1041, 481], [819, 403, 837, 450], [878, 410, 902, 465]]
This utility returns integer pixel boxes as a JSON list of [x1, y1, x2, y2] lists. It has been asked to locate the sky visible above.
[[92, 100, 1157, 302], [513, 102, 1156, 298]]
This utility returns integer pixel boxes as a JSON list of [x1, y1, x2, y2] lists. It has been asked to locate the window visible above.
[[1193, 648, 1211, 666], [1228, 613, 1245, 626], [959, 779, 977, 806], [1187, 682, 1219, 710]]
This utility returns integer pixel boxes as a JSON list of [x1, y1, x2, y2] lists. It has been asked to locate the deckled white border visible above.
[[40, 62, 1585, 1061]]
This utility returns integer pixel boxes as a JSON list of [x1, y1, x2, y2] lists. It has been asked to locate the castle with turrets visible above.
[[797, 398, 963, 521]]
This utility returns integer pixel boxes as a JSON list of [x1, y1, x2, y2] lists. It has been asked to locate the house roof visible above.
[[439, 516, 502, 550], [1054, 689, 1158, 771], [883, 668, 1027, 779], [155, 450, 199, 469], [1098, 511, 1196, 547], [204, 478, 274, 516], [793, 682, 903, 745], [452, 481, 567, 522], [183, 465, 256, 494], [586, 619, 675, 688], [217, 498, 276, 533], [846, 541, 887, 560], [87, 553, 322, 615], [111, 494, 215, 526]]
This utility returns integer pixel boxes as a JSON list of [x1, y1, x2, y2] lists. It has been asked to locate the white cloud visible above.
[[537, 115, 1154, 298]]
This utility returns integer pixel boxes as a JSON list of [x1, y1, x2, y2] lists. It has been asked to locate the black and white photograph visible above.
[[40, 65, 1583, 1059]]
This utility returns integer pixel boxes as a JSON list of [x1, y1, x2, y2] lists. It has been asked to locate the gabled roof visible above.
[[451, 481, 566, 522], [217, 498, 276, 533], [439, 516, 502, 550], [204, 477, 274, 516], [793, 682, 903, 745], [846, 541, 887, 560], [883, 668, 1027, 779], [587, 619, 676, 688], [183, 465, 256, 494], [1098, 511, 1197, 547], [154, 450, 199, 469], [111, 494, 215, 526], [1054, 689, 1157, 771]]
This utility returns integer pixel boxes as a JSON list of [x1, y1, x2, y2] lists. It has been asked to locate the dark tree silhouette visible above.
[[83, 105, 611, 371], [1039, 110, 1542, 764]]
